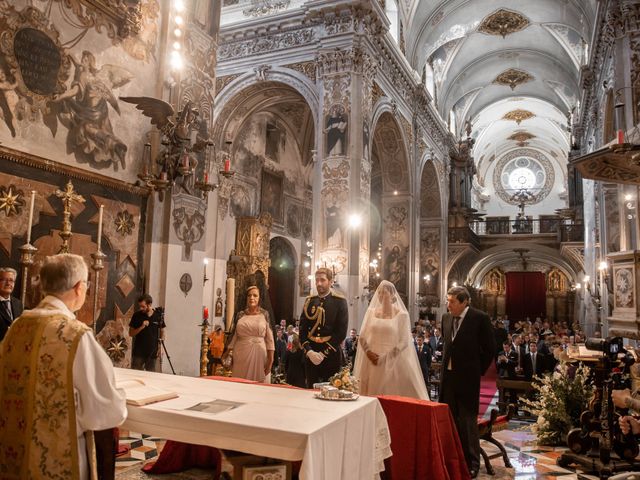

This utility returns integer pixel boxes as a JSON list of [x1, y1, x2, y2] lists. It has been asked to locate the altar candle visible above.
[[97, 205, 104, 251], [224, 158, 231, 172], [225, 278, 235, 331], [203, 306, 209, 320], [204, 172, 209, 183], [617, 129, 625, 145], [26, 190, 35, 244]]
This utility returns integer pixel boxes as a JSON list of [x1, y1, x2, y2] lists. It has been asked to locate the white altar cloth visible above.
[[114, 368, 391, 480]]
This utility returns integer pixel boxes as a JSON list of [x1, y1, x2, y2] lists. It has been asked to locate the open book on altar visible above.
[[117, 379, 179, 406]]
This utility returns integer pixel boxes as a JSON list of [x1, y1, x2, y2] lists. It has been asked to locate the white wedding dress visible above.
[[354, 281, 429, 400]]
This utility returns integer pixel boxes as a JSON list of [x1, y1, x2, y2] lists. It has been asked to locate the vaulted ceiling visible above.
[[400, 0, 597, 183]]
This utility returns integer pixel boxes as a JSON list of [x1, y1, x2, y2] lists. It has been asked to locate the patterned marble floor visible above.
[[115, 422, 640, 479]]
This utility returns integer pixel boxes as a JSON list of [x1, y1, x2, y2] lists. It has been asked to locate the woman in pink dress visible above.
[[227, 286, 275, 382]]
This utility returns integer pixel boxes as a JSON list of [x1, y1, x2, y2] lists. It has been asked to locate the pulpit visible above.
[[608, 250, 640, 338]]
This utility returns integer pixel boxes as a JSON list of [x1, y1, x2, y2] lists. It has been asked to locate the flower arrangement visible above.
[[329, 366, 359, 394], [520, 363, 594, 445]]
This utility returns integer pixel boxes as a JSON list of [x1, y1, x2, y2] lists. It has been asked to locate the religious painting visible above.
[[284, 197, 302, 238], [230, 180, 255, 218], [265, 120, 285, 163], [384, 244, 407, 294], [325, 104, 348, 157], [260, 169, 284, 224]]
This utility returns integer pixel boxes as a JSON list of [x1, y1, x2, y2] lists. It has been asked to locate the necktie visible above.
[[453, 316, 461, 337], [2, 300, 12, 322], [532, 353, 536, 373]]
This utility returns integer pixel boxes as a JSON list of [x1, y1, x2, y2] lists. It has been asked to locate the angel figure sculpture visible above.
[[120, 96, 210, 193], [51, 50, 132, 170]]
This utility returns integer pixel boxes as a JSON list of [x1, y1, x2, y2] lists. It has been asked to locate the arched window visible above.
[[385, 0, 399, 43], [424, 63, 435, 99], [449, 110, 456, 136]]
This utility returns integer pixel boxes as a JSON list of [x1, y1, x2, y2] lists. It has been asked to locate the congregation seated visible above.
[[496, 341, 519, 379]]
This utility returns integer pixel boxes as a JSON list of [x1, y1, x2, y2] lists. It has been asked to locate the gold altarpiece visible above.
[[226, 212, 273, 290]]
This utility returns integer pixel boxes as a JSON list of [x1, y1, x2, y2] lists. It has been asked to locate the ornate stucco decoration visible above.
[[215, 74, 241, 96], [243, 0, 290, 17], [493, 148, 555, 205], [478, 9, 530, 38], [284, 61, 317, 83], [50, 0, 142, 39], [508, 131, 536, 147], [493, 69, 534, 90], [503, 109, 535, 125]]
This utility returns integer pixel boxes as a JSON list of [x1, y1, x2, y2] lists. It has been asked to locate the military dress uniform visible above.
[[299, 290, 349, 388]]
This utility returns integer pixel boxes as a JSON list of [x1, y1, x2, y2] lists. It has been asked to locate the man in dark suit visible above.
[[300, 268, 348, 388], [440, 286, 495, 479], [523, 342, 547, 380], [0, 267, 24, 342], [415, 334, 432, 388], [496, 341, 519, 379], [429, 327, 444, 362], [344, 328, 358, 368]]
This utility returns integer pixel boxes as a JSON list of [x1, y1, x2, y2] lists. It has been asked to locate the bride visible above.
[[353, 280, 429, 399]]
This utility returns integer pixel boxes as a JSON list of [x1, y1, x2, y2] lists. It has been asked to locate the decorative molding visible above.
[[243, 0, 290, 18], [478, 9, 530, 38], [0, 146, 148, 196], [316, 47, 377, 77], [283, 61, 317, 82], [493, 148, 555, 205], [215, 74, 242, 95], [218, 26, 316, 61], [371, 82, 385, 106], [51, 0, 142, 39], [493, 69, 534, 90], [503, 109, 535, 125]]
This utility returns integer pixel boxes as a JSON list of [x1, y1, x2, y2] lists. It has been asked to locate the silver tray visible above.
[[314, 392, 359, 401]]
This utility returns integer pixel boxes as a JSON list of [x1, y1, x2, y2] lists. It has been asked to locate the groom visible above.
[[300, 267, 349, 388], [440, 286, 495, 478]]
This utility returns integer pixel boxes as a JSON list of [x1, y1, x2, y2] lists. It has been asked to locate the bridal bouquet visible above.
[[329, 366, 359, 394]]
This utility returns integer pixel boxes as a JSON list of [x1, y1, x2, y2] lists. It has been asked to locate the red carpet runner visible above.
[[478, 362, 498, 418]]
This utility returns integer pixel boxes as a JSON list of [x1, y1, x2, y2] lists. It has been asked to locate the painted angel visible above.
[[51, 50, 132, 170], [0, 63, 19, 137]]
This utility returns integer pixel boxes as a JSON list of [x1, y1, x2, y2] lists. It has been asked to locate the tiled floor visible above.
[[115, 421, 640, 479]]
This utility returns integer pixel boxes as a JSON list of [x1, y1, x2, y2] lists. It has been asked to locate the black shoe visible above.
[[469, 468, 479, 478]]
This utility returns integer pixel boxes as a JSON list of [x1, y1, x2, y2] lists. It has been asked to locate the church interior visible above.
[[2, 0, 640, 478]]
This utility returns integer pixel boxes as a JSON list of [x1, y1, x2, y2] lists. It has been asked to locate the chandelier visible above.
[[122, 96, 234, 201]]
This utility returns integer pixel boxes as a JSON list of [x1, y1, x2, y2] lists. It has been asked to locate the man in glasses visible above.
[[0, 267, 23, 342], [0, 253, 126, 478]]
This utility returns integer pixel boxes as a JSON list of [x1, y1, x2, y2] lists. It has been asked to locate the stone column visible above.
[[315, 47, 376, 328]]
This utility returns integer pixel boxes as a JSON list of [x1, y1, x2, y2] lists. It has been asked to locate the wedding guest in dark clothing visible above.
[[415, 334, 432, 388], [285, 334, 306, 388]]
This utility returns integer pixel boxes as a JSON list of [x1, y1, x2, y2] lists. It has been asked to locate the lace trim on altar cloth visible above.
[[374, 411, 393, 477]]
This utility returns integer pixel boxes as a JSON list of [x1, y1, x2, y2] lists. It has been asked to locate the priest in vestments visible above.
[[0, 254, 127, 479]]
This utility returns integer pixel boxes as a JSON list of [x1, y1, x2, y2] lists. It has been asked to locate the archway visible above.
[[268, 237, 297, 325], [370, 111, 411, 301]]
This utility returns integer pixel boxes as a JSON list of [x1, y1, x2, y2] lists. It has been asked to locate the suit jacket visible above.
[[429, 336, 444, 356], [415, 343, 432, 376], [496, 349, 518, 378], [0, 296, 24, 342], [440, 307, 496, 401], [523, 352, 547, 380]]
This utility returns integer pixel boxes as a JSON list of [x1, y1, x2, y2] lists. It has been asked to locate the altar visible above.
[[114, 368, 391, 480]]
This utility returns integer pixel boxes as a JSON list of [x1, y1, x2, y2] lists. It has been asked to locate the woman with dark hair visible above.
[[227, 285, 275, 382]]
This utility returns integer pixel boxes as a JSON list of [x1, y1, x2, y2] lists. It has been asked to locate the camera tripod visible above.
[[160, 339, 176, 375]]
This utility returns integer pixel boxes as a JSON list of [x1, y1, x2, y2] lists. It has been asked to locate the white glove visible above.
[[306, 350, 325, 365]]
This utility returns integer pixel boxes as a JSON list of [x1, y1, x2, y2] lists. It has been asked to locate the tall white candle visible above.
[[97, 205, 104, 251], [26, 190, 35, 244], [225, 278, 235, 332]]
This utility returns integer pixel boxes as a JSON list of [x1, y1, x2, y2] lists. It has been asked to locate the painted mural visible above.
[[0, 1, 160, 183]]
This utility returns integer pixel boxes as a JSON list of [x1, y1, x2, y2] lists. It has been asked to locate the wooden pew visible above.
[[496, 378, 534, 415]]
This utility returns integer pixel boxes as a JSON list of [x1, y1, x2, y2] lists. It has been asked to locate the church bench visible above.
[[496, 378, 534, 415], [478, 406, 514, 475]]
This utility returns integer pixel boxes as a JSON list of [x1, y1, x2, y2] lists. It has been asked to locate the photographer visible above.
[[129, 293, 165, 372]]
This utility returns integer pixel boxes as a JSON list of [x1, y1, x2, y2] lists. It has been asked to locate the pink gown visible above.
[[229, 313, 275, 382]]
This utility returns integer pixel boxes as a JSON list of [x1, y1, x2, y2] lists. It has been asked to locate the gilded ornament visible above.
[[508, 131, 536, 143], [106, 336, 128, 362], [478, 9, 530, 38], [493, 69, 534, 90], [503, 109, 535, 125], [0, 185, 25, 217], [115, 210, 135, 236]]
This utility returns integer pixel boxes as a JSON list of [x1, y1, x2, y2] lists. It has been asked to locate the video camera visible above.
[[585, 336, 634, 389]]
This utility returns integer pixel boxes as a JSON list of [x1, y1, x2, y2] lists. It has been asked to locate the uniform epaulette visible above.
[[331, 291, 346, 299]]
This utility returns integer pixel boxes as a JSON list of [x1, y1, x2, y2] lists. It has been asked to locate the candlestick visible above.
[[26, 190, 35, 244], [225, 278, 235, 332], [96, 205, 104, 251]]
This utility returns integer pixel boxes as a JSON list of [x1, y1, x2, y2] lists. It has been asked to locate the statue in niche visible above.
[[489, 270, 501, 293], [325, 104, 347, 156], [549, 270, 562, 292], [51, 50, 132, 170]]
